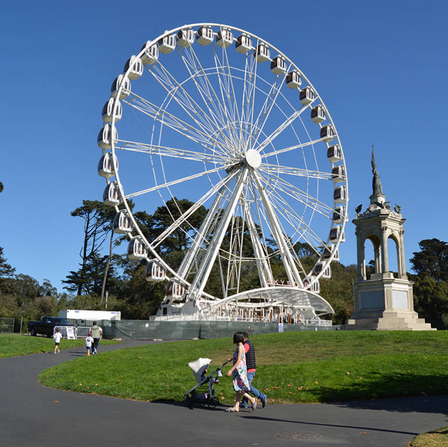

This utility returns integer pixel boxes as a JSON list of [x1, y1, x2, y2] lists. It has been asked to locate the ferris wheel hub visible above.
[[245, 149, 262, 169]]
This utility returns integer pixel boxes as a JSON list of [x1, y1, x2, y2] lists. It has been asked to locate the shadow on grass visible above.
[[297, 371, 448, 415]]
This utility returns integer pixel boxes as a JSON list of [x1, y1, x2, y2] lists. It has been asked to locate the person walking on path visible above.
[[91, 322, 102, 354], [85, 332, 94, 356], [226, 332, 257, 413], [53, 328, 62, 354], [240, 332, 267, 409]]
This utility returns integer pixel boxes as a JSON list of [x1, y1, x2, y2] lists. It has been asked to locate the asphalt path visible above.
[[1, 341, 447, 447]]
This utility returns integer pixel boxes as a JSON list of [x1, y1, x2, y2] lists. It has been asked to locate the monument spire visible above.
[[370, 145, 385, 205]]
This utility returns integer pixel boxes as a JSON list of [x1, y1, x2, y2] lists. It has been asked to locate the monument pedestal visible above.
[[345, 275, 434, 330]]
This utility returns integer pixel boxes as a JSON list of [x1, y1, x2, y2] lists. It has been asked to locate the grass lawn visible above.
[[38, 330, 448, 405], [409, 427, 448, 447], [0, 334, 120, 358]]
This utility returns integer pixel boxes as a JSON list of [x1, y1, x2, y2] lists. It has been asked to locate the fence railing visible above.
[[0, 318, 15, 333]]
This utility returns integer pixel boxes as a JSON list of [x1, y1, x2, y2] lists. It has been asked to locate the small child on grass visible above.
[[53, 328, 62, 354], [85, 332, 94, 356]]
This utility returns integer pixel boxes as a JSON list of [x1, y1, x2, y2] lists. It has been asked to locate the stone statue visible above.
[[371, 146, 384, 196]]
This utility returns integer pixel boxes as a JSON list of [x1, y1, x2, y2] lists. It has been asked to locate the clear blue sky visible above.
[[1, 0, 447, 293]]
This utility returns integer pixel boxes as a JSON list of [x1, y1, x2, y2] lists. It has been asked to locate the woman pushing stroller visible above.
[[225, 332, 257, 412]]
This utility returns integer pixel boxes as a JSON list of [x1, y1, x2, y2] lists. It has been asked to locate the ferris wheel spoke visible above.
[[146, 61, 236, 156], [125, 94, 229, 157], [151, 170, 239, 250], [240, 52, 258, 150], [268, 189, 326, 254], [123, 165, 226, 200], [116, 139, 227, 165], [259, 169, 335, 219], [262, 163, 333, 181], [255, 105, 310, 154], [250, 77, 284, 150], [256, 174, 331, 255], [211, 47, 243, 149], [260, 137, 326, 161], [178, 46, 240, 154], [148, 61, 218, 137]]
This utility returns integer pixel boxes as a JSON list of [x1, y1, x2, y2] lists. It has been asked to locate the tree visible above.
[[70, 200, 116, 295], [413, 275, 448, 329], [0, 247, 15, 280], [410, 238, 448, 283]]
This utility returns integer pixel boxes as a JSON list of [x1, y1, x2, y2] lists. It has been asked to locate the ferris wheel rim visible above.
[[101, 22, 349, 301]]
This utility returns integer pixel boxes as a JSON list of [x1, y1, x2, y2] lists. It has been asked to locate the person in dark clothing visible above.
[[240, 332, 267, 408]]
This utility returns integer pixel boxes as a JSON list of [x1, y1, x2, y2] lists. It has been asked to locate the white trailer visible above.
[[58, 310, 121, 321]]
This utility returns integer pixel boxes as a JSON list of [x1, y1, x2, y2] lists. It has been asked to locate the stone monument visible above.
[[345, 147, 433, 330]]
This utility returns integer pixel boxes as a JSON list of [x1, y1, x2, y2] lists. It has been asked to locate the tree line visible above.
[[0, 194, 447, 331]]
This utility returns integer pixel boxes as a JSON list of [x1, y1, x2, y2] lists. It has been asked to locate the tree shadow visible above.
[[308, 371, 448, 416]]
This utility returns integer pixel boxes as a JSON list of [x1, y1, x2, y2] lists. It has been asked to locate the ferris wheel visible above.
[[97, 24, 348, 318]]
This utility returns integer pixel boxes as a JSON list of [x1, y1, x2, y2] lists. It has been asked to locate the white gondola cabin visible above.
[[271, 56, 287, 75], [311, 105, 326, 123], [110, 75, 131, 100], [327, 145, 342, 163], [97, 124, 118, 149], [158, 34, 176, 54], [196, 26, 214, 46], [145, 260, 166, 282], [140, 41, 159, 64], [113, 209, 132, 234], [333, 206, 347, 224], [320, 124, 336, 143], [329, 226, 345, 243], [166, 280, 185, 300], [255, 43, 270, 62], [235, 34, 252, 54], [97, 152, 118, 178], [303, 276, 320, 293], [123, 56, 143, 81], [127, 237, 148, 260], [285, 70, 302, 88], [323, 245, 340, 261], [314, 262, 332, 279], [177, 28, 194, 48], [333, 185, 347, 203], [331, 165, 345, 183], [102, 98, 122, 124], [216, 28, 233, 48], [299, 86, 315, 105], [103, 182, 120, 206]]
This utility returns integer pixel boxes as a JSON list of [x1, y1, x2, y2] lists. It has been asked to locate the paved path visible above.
[[1, 341, 447, 447]]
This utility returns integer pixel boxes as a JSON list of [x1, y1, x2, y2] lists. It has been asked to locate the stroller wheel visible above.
[[184, 396, 193, 409], [208, 397, 219, 409]]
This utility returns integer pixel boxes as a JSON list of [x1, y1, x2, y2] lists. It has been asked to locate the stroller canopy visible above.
[[188, 358, 212, 384]]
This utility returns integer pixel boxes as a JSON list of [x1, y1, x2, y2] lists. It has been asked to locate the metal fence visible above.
[[0, 318, 15, 334]]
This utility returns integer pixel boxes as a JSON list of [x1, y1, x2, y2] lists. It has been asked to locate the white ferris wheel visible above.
[[97, 24, 349, 322]]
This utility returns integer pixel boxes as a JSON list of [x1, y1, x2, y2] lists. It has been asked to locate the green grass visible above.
[[409, 427, 448, 447], [38, 331, 448, 404], [0, 334, 120, 358]]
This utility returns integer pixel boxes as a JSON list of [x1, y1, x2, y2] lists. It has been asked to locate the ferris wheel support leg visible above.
[[253, 171, 303, 287], [187, 170, 249, 302]]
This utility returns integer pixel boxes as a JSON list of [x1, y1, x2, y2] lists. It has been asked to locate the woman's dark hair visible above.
[[233, 332, 244, 344]]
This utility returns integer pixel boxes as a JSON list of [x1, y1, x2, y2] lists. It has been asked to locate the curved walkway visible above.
[[1, 341, 447, 447]]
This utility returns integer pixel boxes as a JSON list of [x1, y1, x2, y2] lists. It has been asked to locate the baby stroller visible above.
[[184, 358, 230, 409]]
